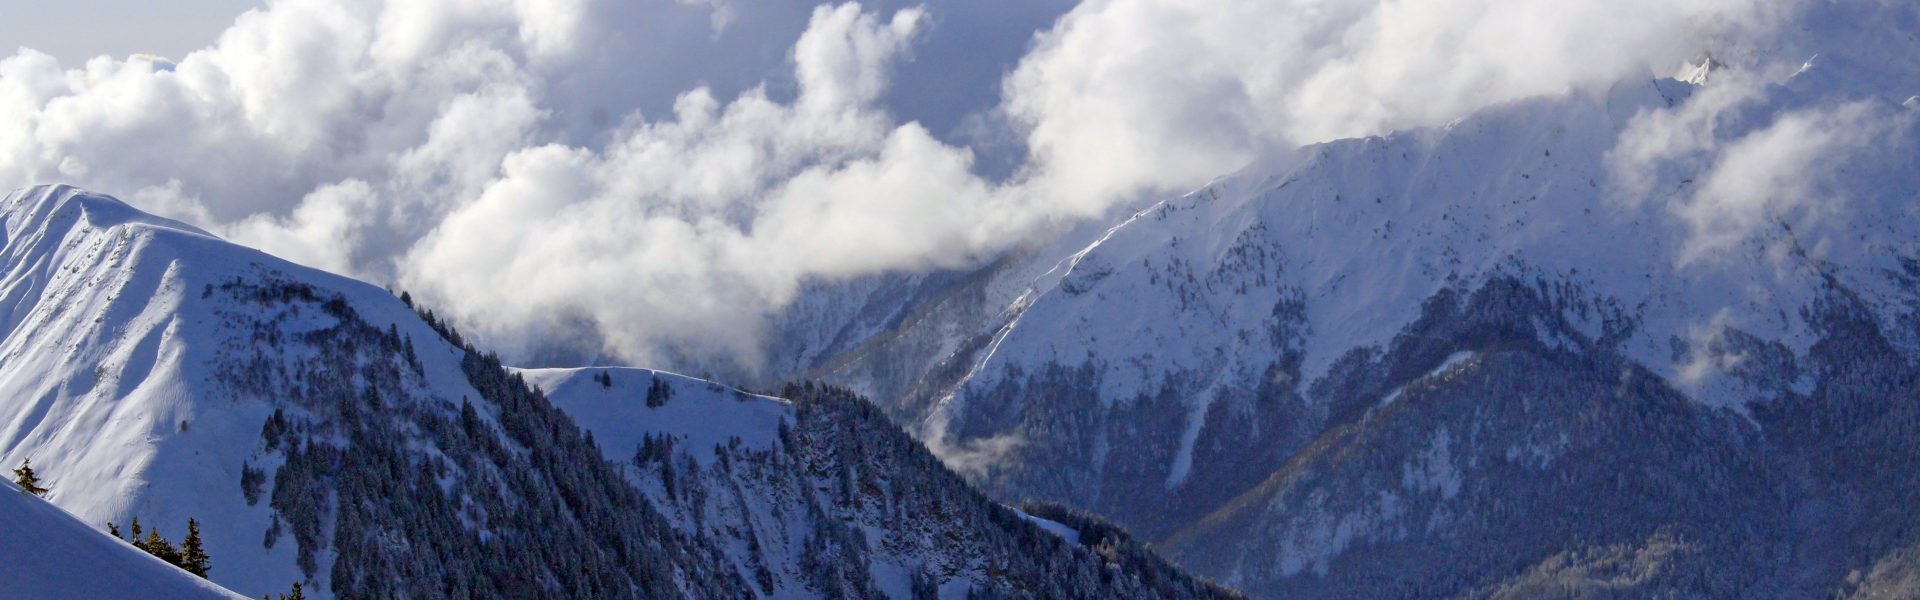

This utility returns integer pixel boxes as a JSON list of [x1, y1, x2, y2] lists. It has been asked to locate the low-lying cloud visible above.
[[1608, 53, 1918, 268]]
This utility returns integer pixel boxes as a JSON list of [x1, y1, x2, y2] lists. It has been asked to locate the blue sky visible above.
[[0, 0, 260, 64]]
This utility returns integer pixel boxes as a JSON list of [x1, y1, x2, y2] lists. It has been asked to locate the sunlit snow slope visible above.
[[0, 184, 358, 595], [0, 184, 741, 598], [0, 481, 244, 599]]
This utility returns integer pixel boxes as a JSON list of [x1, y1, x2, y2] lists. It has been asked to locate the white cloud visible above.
[[1675, 310, 1744, 388], [0, 0, 1835, 372], [397, 4, 983, 366], [1677, 101, 1891, 262], [229, 180, 383, 277], [1608, 69, 1914, 266], [1001, 0, 1790, 213], [1606, 74, 1768, 210]]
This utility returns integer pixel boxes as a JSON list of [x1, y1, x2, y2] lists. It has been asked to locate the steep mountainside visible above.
[[0, 480, 245, 599], [0, 184, 749, 597], [523, 367, 1235, 599], [796, 3, 1920, 597], [0, 183, 1234, 599]]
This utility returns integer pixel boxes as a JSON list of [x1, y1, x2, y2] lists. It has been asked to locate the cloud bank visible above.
[[0, 0, 1836, 371]]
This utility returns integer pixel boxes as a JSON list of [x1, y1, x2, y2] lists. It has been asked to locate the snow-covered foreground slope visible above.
[[0, 184, 1236, 599], [522, 366, 1235, 599], [797, 3, 1920, 597], [0, 481, 244, 599]]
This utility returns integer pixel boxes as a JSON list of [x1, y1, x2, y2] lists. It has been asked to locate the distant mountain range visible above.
[[6, 3, 1919, 598], [768, 2, 1920, 596], [0, 184, 1232, 599]]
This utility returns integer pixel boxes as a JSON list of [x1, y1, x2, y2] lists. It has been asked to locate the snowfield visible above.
[[518, 367, 791, 466], [1, 480, 244, 599]]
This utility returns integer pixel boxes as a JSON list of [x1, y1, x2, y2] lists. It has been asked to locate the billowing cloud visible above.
[[1608, 49, 1917, 266], [397, 4, 1017, 366], [1606, 72, 1769, 210], [1001, 0, 1793, 212], [0, 0, 1838, 372], [1678, 100, 1901, 262]]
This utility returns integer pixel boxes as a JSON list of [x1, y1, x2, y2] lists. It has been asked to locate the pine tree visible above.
[[646, 378, 672, 408], [181, 518, 211, 578], [12, 458, 47, 496], [144, 528, 182, 567], [108, 521, 122, 539], [262, 581, 306, 600]]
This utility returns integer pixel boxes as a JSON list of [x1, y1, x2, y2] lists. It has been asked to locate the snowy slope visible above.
[[521, 366, 1236, 599], [518, 367, 791, 467], [0, 183, 439, 595], [0, 481, 244, 599], [0, 184, 757, 598], [0, 183, 1235, 599], [944, 68, 1915, 469], [797, 2, 1920, 596]]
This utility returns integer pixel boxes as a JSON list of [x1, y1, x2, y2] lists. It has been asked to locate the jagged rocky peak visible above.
[[1675, 52, 1727, 84]]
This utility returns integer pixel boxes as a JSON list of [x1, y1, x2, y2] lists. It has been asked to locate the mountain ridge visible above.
[[0, 182, 1236, 598], [782, 6, 1920, 594]]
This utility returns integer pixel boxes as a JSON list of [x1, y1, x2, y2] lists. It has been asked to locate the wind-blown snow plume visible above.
[[0, 0, 1821, 369]]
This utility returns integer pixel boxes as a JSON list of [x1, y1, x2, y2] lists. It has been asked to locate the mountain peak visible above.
[[4, 184, 212, 240]]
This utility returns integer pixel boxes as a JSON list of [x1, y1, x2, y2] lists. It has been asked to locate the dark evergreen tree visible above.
[[263, 581, 306, 600], [240, 462, 267, 505], [193, 277, 1234, 599], [181, 518, 211, 578], [646, 378, 673, 408], [12, 457, 47, 496], [143, 528, 182, 567]]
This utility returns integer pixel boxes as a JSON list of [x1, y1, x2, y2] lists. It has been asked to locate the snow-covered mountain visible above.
[[1, 480, 244, 599], [790, 3, 1920, 597], [0, 183, 743, 597], [522, 367, 1233, 598], [0, 183, 1233, 598]]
